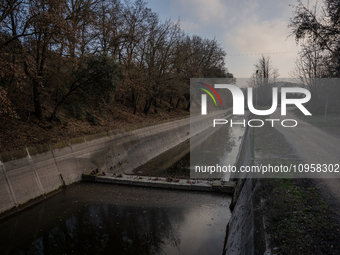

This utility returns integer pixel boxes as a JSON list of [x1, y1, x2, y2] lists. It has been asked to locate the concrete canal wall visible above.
[[224, 125, 266, 255], [0, 110, 230, 216]]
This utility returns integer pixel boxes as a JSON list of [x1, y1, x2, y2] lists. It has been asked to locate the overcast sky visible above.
[[146, 0, 303, 79]]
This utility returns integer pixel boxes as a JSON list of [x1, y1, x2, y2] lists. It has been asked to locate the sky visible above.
[[145, 0, 303, 79]]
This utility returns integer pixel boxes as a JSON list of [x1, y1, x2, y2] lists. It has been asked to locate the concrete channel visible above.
[[0, 110, 232, 216], [0, 109, 259, 255]]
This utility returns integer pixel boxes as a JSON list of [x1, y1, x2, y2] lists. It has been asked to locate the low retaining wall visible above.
[[0, 110, 230, 216], [224, 124, 266, 255]]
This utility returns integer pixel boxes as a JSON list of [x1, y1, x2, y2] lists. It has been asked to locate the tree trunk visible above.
[[133, 103, 137, 115], [33, 83, 42, 119], [132, 91, 137, 115], [185, 98, 191, 111], [176, 98, 181, 108], [144, 98, 154, 115], [168, 96, 172, 112]]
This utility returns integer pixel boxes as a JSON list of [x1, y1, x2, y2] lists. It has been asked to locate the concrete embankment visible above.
[[0, 110, 230, 216], [224, 124, 266, 255]]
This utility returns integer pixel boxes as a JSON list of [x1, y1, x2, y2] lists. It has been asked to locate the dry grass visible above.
[[0, 102, 189, 153]]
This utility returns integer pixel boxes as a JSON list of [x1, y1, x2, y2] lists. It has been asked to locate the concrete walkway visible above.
[[271, 107, 340, 203], [271, 107, 340, 166]]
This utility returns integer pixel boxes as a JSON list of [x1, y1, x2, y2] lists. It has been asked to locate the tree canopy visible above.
[[0, 0, 232, 120], [289, 0, 340, 113]]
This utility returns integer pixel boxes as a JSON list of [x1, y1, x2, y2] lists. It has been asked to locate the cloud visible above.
[[162, 0, 301, 77], [223, 17, 301, 78], [227, 20, 295, 54], [179, 20, 201, 31], [172, 0, 228, 24], [227, 0, 258, 25]]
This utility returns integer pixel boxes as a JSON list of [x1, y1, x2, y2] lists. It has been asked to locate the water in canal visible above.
[[134, 115, 247, 180], [0, 183, 231, 255]]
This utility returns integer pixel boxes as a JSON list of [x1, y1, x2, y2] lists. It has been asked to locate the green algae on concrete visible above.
[[50, 140, 69, 150], [0, 148, 28, 163], [27, 144, 50, 156], [69, 137, 86, 145]]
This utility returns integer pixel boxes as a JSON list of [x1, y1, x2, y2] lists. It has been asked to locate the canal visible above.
[[0, 115, 248, 255], [0, 183, 231, 255]]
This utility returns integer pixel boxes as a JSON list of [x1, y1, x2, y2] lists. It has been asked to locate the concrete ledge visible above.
[[191, 184, 213, 192], [170, 182, 192, 190], [111, 178, 132, 185], [95, 176, 113, 183], [212, 181, 236, 193], [87, 174, 236, 194], [147, 181, 171, 189]]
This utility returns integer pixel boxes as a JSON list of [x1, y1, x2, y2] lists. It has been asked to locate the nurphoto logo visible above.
[[199, 83, 312, 128]]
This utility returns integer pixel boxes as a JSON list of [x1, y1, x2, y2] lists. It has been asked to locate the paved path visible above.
[[271, 107, 340, 165], [271, 107, 340, 203]]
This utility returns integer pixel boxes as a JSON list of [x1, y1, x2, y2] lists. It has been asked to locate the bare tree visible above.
[[249, 55, 279, 106], [289, 0, 340, 113]]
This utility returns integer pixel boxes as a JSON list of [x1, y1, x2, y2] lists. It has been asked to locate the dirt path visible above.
[[271, 107, 340, 209]]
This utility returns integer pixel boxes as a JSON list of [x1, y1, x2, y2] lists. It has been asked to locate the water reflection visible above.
[[0, 183, 231, 255], [134, 116, 247, 180], [133, 139, 190, 178], [22, 205, 181, 255], [191, 115, 247, 180]]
